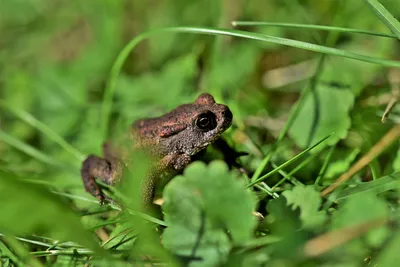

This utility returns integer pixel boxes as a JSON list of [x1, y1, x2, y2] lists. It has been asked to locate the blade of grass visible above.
[[321, 125, 400, 196], [365, 0, 400, 39], [1, 236, 44, 267], [0, 100, 85, 163], [271, 154, 320, 190], [271, 161, 304, 187], [232, 21, 397, 38], [0, 130, 63, 167], [108, 235, 137, 251], [31, 248, 94, 257], [101, 26, 400, 139], [335, 172, 400, 201], [0, 233, 61, 249], [247, 133, 333, 188], [52, 191, 167, 226], [255, 183, 280, 199], [251, 55, 326, 182], [369, 162, 378, 180], [101, 228, 135, 248], [314, 145, 336, 187], [88, 219, 128, 231], [0, 240, 24, 266]]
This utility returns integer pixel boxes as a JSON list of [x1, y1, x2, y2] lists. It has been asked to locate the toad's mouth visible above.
[[186, 141, 212, 156]]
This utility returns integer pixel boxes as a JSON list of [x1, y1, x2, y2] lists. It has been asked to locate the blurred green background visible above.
[[0, 0, 399, 266]]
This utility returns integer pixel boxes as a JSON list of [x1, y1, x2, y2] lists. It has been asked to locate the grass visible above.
[[1, 0, 399, 266]]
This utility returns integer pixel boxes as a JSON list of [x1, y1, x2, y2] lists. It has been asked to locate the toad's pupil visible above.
[[199, 117, 209, 127]]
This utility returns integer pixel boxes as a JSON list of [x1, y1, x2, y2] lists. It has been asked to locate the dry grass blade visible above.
[[382, 68, 400, 122], [303, 218, 387, 257], [321, 125, 400, 196]]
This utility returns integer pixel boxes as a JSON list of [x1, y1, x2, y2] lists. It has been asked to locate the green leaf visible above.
[[320, 36, 393, 96], [232, 21, 397, 38], [0, 171, 102, 254], [224, 250, 270, 267], [336, 172, 400, 201], [264, 197, 306, 259], [331, 193, 390, 249], [266, 197, 301, 235], [325, 148, 361, 179], [162, 161, 257, 267], [376, 232, 400, 267], [288, 83, 354, 149], [332, 193, 389, 228], [282, 185, 326, 229], [365, 0, 400, 39]]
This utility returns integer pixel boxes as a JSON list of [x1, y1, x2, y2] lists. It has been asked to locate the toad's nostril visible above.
[[222, 107, 233, 123]]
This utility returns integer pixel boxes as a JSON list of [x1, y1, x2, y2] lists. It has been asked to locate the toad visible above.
[[81, 93, 233, 205]]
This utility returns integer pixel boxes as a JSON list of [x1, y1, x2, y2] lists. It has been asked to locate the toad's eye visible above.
[[195, 111, 217, 131]]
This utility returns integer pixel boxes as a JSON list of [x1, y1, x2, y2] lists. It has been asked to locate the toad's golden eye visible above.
[[195, 111, 217, 131]]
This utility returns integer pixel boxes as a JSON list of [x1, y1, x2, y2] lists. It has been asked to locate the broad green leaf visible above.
[[264, 197, 305, 259], [288, 83, 354, 149], [0, 171, 102, 254], [266, 197, 301, 235], [332, 193, 389, 228], [331, 193, 390, 249], [376, 232, 400, 267], [336, 172, 400, 201], [162, 161, 257, 267], [325, 148, 361, 179], [282, 185, 326, 229], [321, 36, 393, 97], [224, 250, 270, 267]]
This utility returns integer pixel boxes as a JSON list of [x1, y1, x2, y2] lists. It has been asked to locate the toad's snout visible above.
[[219, 105, 233, 129]]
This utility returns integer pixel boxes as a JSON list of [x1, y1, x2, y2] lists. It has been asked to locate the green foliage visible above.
[[1, 0, 399, 266], [330, 193, 390, 257], [0, 171, 101, 254], [289, 83, 354, 149], [331, 192, 389, 228], [376, 232, 400, 267], [162, 161, 257, 266], [282, 185, 326, 229], [324, 148, 360, 179]]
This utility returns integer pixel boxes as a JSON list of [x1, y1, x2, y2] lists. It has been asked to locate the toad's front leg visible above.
[[142, 153, 191, 204], [81, 144, 123, 204]]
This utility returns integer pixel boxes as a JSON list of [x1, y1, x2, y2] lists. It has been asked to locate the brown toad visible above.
[[81, 93, 233, 205]]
